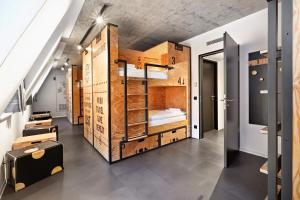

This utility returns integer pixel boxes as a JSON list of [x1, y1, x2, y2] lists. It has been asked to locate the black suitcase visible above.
[[6, 141, 64, 192], [23, 125, 58, 140]]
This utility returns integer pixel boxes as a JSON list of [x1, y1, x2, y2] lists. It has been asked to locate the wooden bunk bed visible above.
[[82, 24, 191, 163], [66, 66, 83, 125]]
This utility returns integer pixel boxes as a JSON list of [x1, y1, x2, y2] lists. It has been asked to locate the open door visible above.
[[224, 32, 240, 168]]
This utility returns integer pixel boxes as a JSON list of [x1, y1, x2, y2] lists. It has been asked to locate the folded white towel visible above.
[[127, 64, 136, 69], [167, 108, 181, 111]]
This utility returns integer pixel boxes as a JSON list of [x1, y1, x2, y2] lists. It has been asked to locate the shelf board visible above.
[[259, 123, 282, 136], [259, 161, 282, 178], [128, 121, 148, 127], [128, 107, 148, 111], [127, 134, 147, 142], [260, 161, 268, 174]]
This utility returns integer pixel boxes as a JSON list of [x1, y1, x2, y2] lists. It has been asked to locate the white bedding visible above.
[[119, 65, 168, 79], [149, 108, 186, 127]]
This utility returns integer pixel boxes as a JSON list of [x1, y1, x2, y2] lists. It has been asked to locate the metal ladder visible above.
[[116, 59, 148, 142]]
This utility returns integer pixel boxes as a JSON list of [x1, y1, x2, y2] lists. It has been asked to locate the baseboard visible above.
[[240, 147, 267, 158]]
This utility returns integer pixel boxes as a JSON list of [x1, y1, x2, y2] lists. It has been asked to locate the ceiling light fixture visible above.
[[78, 4, 111, 48], [96, 15, 104, 24], [61, 67, 65, 71], [52, 61, 58, 68], [64, 58, 69, 66], [77, 44, 83, 50]]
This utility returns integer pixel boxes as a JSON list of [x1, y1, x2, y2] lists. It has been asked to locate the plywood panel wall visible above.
[[144, 42, 169, 65], [82, 45, 93, 145], [72, 67, 82, 124], [110, 25, 124, 162], [294, 0, 300, 198], [148, 87, 166, 110], [92, 27, 110, 160], [119, 49, 144, 68], [165, 86, 187, 112]]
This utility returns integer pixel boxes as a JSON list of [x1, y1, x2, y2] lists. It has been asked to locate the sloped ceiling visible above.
[[62, 0, 267, 66]]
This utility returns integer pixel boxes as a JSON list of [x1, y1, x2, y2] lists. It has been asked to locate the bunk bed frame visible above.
[[82, 24, 191, 163], [263, 0, 293, 199]]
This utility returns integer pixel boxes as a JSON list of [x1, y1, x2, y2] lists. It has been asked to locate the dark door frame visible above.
[[202, 59, 218, 132], [198, 49, 223, 139]]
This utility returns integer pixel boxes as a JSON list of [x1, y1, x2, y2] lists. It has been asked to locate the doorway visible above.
[[199, 32, 240, 168], [201, 55, 224, 147], [202, 59, 218, 133]]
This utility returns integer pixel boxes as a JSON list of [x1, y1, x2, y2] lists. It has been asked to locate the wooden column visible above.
[[92, 26, 110, 161], [82, 45, 93, 145]]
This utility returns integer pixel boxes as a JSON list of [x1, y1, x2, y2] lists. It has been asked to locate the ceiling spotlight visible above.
[[96, 15, 104, 24], [64, 58, 70, 66], [61, 67, 65, 71], [77, 45, 83, 50], [52, 61, 58, 67]]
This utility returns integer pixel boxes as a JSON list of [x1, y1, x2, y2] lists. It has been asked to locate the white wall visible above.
[[0, 0, 84, 115], [0, 106, 31, 160], [33, 69, 67, 118], [217, 60, 224, 130], [0, 1, 46, 65], [24, 0, 84, 99], [182, 9, 272, 157]]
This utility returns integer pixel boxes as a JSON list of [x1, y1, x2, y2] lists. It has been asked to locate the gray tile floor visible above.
[[3, 119, 266, 200]]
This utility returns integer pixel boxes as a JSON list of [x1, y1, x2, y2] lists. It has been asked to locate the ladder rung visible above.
[[127, 93, 148, 96], [127, 78, 147, 81], [259, 123, 282, 136], [128, 121, 148, 127], [127, 134, 147, 142], [128, 107, 148, 111], [259, 161, 282, 178]]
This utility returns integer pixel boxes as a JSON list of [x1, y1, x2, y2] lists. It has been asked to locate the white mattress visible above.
[[119, 66, 168, 79], [149, 108, 186, 127]]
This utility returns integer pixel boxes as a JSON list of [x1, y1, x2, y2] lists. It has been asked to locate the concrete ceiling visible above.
[[62, 0, 267, 66]]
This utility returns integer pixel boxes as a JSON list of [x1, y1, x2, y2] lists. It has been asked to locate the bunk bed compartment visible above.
[[148, 86, 188, 135], [118, 65, 168, 79], [149, 109, 186, 127]]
